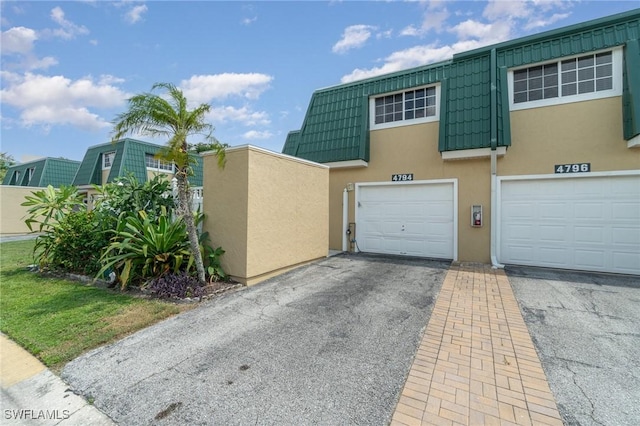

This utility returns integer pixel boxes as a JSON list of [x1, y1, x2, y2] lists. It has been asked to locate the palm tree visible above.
[[111, 83, 225, 283]]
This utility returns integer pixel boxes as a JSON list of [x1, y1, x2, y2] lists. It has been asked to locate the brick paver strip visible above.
[[390, 263, 563, 426]]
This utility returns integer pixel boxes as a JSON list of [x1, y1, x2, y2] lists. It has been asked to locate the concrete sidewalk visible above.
[[0, 334, 114, 426], [391, 263, 563, 426]]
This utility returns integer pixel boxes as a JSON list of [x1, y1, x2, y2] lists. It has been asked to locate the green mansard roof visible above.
[[73, 138, 203, 187], [283, 9, 640, 163], [2, 158, 80, 187]]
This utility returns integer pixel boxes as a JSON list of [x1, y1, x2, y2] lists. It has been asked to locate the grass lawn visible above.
[[0, 239, 191, 373]]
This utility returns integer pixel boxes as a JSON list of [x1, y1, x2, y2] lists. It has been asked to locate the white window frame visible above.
[[145, 153, 174, 173], [508, 47, 622, 111], [102, 151, 116, 169], [13, 170, 21, 185], [26, 167, 34, 184], [369, 84, 440, 131]]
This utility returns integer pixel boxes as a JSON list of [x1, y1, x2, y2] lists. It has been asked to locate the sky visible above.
[[1, 1, 638, 163]]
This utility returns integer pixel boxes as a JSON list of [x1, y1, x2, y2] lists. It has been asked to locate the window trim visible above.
[[102, 151, 116, 169], [508, 47, 622, 111], [369, 84, 440, 131], [145, 153, 174, 173]]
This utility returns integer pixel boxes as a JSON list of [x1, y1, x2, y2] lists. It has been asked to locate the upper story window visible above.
[[509, 47, 622, 110], [145, 153, 174, 172], [26, 168, 34, 184], [370, 84, 440, 130], [102, 152, 116, 169], [12, 170, 21, 185]]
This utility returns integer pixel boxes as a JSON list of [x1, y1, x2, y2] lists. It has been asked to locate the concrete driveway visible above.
[[62, 254, 449, 425], [507, 266, 640, 426]]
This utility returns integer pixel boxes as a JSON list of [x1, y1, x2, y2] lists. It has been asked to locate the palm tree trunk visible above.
[[176, 169, 206, 283]]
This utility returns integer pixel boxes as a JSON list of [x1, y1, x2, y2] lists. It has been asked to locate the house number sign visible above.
[[392, 173, 414, 182], [554, 163, 591, 174]]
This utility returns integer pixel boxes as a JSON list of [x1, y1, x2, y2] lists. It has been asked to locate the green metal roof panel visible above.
[[285, 9, 640, 163], [2, 158, 79, 187], [623, 38, 640, 140], [40, 158, 81, 187], [188, 154, 203, 186]]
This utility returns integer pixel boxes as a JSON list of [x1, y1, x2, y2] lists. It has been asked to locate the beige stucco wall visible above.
[[502, 97, 640, 175], [0, 186, 39, 235], [327, 96, 639, 264], [328, 122, 492, 263], [202, 146, 329, 285]]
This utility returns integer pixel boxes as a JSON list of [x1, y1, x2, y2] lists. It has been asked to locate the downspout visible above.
[[489, 48, 505, 269], [342, 187, 349, 252]]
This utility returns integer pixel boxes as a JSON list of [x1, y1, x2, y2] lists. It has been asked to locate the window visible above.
[[103, 152, 115, 169], [12, 171, 21, 185], [371, 85, 439, 130], [510, 48, 621, 110], [26, 168, 34, 184], [145, 153, 174, 172]]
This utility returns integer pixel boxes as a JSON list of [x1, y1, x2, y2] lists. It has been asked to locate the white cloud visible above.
[[242, 16, 257, 25], [450, 19, 511, 43], [525, 12, 570, 30], [242, 130, 273, 140], [341, 0, 575, 83], [0, 27, 38, 54], [125, 4, 148, 24], [401, 0, 450, 36], [0, 27, 58, 70], [179, 73, 273, 104], [47, 6, 89, 39], [341, 40, 485, 83], [206, 106, 270, 126], [0, 72, 128, 131], [333, 25, 376, 54]]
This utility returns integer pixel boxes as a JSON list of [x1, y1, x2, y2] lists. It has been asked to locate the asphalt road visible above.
[[62, 254, 449, 425], [507, 266, 640, 426]]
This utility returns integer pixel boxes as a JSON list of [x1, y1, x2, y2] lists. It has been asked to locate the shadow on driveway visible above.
[[507, 266, 640, 426], [63, 254, 449, 425]]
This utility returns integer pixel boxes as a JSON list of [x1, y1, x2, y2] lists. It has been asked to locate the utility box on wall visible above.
[[471, 205, 483, 227], [201, 145, 329, 286]]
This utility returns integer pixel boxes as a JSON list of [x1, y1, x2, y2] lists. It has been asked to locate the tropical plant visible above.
[[0, 152, 15, 181], [35, 210, 111, 275], [97, 208, 195, 289], [145, 272, 205, 299], [93, 172, 175, 221], [111, 82, 226, 283], [204, 244, 226, 282], [21, 185, 84, 232]]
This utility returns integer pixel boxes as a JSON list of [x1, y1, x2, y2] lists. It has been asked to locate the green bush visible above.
[[97, 208, 195, 289], [36, 211, 112, 276], [93, 173, 175, 221]]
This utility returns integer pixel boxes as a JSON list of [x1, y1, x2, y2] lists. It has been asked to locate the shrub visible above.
[[93, 173, 175, 221], [97, 208, 195, 289], [35, 210, 111, 275], [145, 272, 205, 299], [22, 185, 84, 233]]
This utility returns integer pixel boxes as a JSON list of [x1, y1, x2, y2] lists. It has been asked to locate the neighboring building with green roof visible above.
[[73, 138, 203, 187], [2, 157, 80, 187], [283, 9, 640, 275]]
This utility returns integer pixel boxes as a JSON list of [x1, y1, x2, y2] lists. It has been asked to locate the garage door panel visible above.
[[539, 202, 568, 219], [500, 174, 640, 275], [357, 183, 454, 259], [612, 227, 640, 245], [575, 249, 605, 268], [538, 247, 570, 266], [613, 252, 640, 273], [574, 226, 605, 244]]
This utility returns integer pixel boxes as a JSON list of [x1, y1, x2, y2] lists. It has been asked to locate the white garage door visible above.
[[499, 173, 640, 275], [356, 181, 455, 259]]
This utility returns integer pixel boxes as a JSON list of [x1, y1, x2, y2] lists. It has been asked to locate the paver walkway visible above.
[[391, 263, 563, 426]]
